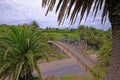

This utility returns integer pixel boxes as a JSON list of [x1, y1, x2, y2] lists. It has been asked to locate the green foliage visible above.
[[30, 21, 39, 29], [77, 25, 111, 49], [69, 37, 78, 43], [0, 26, 48, 80], [43, 32, 79, 40], [98, 42, 111, 66], [0, 23, 112, 80], [89, 64, 108, 80], [33, 77, 39, 80], [61, 74, 91, 80], [56, 53, 68, 59]]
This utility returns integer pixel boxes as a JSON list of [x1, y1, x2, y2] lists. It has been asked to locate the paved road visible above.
[[49, 41, 96, 70], [33, 40, 97, 78], [33, 58, 86, 78]]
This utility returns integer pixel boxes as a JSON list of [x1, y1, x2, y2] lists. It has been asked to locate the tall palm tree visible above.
[[0, 26, 46, 80], [42, 0, 120, 80], [30, 21, 39, 29]]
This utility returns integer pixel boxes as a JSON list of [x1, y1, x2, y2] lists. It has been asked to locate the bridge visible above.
[[48, 41, 96, 72]]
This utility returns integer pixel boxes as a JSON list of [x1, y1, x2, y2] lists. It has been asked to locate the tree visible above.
[[30, 21, 39, 29], [0, 26, 47, 80], [42, 0, 120, 80]]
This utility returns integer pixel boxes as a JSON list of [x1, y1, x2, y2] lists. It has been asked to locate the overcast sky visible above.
[[0, 0, 111, 30]]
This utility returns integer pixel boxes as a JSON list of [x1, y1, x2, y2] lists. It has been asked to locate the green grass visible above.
[[88, 64, 108, 80], [38, 53, 69, 63], [61, 74, 91, 80], [61, 74, 81, 80], [43, 32, 79, 40], [56, 53, 69, 59]]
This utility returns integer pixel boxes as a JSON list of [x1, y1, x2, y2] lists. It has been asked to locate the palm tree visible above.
[[0, 26, 47, 80], [30, 21, 40, 29], [42, 0, 120, 80]]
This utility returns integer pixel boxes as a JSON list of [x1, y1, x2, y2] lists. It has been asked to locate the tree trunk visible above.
[[104, 1, 120, 80], [19, 66, 33, 80]]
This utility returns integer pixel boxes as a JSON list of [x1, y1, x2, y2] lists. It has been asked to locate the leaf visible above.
[[56, 0, 63, 13], [42, 0, 108, 25], [44, 52, 50, 62], [13, 62, 24, 80], [26, 38, 30, 47], [4, 48, 10, 60], [34, 60, 44, 80], [26, 50, 34, 69], [0, 62, 12, 74]]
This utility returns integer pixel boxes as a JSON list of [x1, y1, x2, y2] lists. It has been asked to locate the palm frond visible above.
[[0, 62, 12, 74], [34, 60, 44, 80], [26, 50, 34, 69], [0, 26, 46, 79], [13, 62, 24, 80], [42, 0, 110, 25]]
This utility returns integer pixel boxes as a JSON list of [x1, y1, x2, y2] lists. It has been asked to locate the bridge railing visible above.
[[51, 41, 89, 72], [61, 41, 96, 65]]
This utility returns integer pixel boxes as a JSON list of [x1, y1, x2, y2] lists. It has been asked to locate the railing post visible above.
[[85, 64, 88, 72]]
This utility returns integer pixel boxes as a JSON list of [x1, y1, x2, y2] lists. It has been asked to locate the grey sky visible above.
[[0, 0, 111, 30]]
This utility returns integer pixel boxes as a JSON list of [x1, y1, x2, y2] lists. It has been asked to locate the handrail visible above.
[[48, 41, 92, 72], [67, 43, 96, 64]]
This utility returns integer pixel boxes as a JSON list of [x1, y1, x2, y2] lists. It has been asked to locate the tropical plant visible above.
[[42, 0, 120, 79], [98, 42, 111, 66], [30, 21, 40, 29], [89, 64, 108, 80], [0, 26, 47, 80]]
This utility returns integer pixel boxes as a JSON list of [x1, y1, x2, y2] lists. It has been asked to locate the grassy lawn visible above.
[[38, 53, 69, 63], [43, 32, 79, 40], [61, 74, 91, 80]]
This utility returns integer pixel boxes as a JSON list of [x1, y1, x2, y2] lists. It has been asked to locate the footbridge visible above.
[[48, 41, 96, 72]]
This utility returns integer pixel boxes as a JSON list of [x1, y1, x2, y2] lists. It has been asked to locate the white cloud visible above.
[[0, 0, 111, 30]]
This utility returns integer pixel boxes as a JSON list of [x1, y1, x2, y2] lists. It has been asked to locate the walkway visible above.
[[48, 41, 96, 72], [33, 58, 86, 78]]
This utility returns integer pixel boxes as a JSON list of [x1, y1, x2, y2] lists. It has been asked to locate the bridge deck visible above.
[[48, 41, 96, 72]]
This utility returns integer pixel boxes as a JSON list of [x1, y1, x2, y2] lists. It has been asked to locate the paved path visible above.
[[48, 41, 96, 71], [33, 58, 86, 78]]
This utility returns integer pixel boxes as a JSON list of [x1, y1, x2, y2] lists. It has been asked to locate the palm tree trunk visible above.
[[105, 2, 120, 80], [19, 66, 33, 80], [19, 73, 33, 80]]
